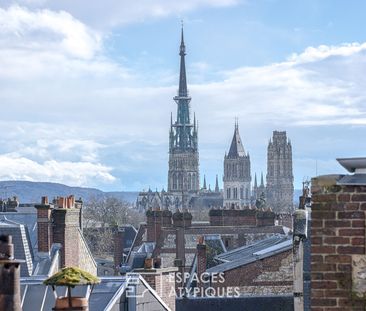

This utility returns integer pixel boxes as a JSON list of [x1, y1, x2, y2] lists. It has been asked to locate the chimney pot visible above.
[[41, 196, 49, 205], [58, 197, 64, 209]]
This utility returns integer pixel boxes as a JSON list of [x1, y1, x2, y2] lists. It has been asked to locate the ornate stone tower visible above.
[[266, 131, 294, 212], [223, 122, 251, 208], [168, 27, 199, 196]]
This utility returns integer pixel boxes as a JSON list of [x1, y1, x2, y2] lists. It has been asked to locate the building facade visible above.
[[266, 131, 294, 212], [223, 123, 251, 208]]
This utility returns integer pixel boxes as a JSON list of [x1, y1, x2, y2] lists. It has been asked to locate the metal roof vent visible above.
[[337, 157, 366, 185]]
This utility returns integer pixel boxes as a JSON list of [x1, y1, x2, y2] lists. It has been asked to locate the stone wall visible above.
[[212, 250, 293, 296], [311, 175, 366, 310]]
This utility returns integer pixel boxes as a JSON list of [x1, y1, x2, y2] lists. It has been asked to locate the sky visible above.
[[0, 0, 365, 191]]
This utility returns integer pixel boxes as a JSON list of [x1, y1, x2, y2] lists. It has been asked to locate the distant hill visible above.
[[0, 180, 302, 207], [0, 181, 139, 204]]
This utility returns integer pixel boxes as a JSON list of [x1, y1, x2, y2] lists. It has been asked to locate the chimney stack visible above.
[[0, 235, 22, 311], [196, 236, 207, 296], [52, 196, 83, 268], [35, 196, 54, 254], [113, 227, 125, 275]]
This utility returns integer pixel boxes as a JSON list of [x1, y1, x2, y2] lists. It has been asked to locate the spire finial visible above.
[[234, 117, 239, 130], [180, 21, 185, 56]]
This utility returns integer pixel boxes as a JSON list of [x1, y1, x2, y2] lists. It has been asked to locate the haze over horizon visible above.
[[0, 0, 365, 191]]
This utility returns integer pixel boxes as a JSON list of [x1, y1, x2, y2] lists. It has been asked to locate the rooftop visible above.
[[207, 235, 292, 274]]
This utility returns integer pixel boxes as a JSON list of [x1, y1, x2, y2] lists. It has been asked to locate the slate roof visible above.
[[127, 223, 289, 273], [122, 242, 156, 272], [0, 215, 34, 276], [207, 235, 292, 274], [122, 224, 138, 251], [0, 209, 38, 252]]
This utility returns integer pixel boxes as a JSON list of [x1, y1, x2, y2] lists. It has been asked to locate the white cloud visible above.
[[289, 42, 366, 63], [2, 0, 241, 28], [0, 5, 101, 59], [0, 154, 116, 187], [0, 5, 365, 190], [0, 5, 134, 82]]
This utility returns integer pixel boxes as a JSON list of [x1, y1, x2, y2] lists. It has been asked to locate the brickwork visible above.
[[53, 208, 81, 266], [146, 209, 173, 242], [311, 175, 366, 310], [36, 196, 96, 275], [209, 208, 275, 227], [35, 205, 53, 253], [196, 241, 207, 294]]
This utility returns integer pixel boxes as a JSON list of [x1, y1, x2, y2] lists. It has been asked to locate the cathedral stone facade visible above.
[[266, 131, 294, 212], [223, 123, 251, 208]]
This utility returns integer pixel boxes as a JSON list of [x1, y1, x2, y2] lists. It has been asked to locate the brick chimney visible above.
[[52, 195, 82, 268], [311, 157, 366, 309], [162, 209, 173, 227], [172, 209, 189, 294], [256, 208, 275, 226], [146, 208, 162, 242], [35, 196, 53, 254], [172, 208, 192, 228], [196, 236, 207, 296], [146, 208, 173, 242], [113, 227, 124, 275], [0, 235, 22, 311], [209, 208, 257, 226]]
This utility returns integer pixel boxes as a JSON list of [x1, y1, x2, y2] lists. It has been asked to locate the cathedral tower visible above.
[[168, 27, 199, 195], [223, 122, 251, 208], [266, 131, 294, 212]]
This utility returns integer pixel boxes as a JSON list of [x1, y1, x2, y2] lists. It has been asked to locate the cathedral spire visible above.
[[227, 121, 245, 158], [203, 175, 207, 190], [168, 26, 199, 194], [178, 24, 188, 97], [215, 175, 219, 192], [260, 172, 264, 187]]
